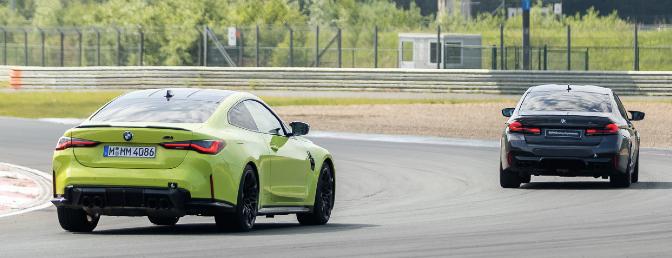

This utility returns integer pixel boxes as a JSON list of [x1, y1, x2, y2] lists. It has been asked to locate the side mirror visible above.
[[289, 121, 310, 136], [502, 108, 515, 117], [629, 111, 645, 121]]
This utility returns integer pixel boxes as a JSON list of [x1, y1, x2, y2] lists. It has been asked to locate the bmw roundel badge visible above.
[[123, 131, 133, 141]]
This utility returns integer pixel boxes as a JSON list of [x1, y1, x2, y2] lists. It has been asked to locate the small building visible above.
[[398, 33, 482, 69]]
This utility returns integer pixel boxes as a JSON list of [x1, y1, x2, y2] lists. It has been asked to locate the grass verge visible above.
[[0, 91, 123, 118], [0, 91, 511, 118]]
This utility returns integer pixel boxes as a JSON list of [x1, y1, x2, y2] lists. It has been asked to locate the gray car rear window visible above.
[[90, 99, 219, 123], [520, 91, 612, 113]]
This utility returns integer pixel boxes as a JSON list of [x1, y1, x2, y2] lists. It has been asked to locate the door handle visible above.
[[271, 145, 279, 151]]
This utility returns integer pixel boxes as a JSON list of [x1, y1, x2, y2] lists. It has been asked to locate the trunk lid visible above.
[[517, 113, 614, 146], [72, 122, 201, 169]]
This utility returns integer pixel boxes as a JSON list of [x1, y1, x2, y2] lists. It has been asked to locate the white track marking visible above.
[[0, 163, 53, 219]]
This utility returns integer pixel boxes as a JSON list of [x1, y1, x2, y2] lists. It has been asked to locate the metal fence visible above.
[[5, 66, 672, 96], [1, 24, 671, 71]]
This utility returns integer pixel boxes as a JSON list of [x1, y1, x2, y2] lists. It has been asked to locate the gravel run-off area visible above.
[[275, 101, 672, 148]]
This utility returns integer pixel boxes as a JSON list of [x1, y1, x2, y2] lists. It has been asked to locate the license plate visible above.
[[545, 129, 582, 138], [103, 146, 156, 158]]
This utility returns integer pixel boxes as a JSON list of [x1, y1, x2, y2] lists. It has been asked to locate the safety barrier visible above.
[[3, 66, 672, 95], [0, 66, 9, 85]]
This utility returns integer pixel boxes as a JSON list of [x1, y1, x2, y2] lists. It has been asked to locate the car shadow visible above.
[[520, 181, 672, 190], [89, 222, 376, 236]]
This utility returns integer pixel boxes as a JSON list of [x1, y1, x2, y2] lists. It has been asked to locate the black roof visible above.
[[120, 88, 236, 102], [528, 84, 612, 94]]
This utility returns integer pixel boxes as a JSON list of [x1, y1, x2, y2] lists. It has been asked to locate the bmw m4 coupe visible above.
[[52, 88, 335, 232], [500, 85, 645, 188]]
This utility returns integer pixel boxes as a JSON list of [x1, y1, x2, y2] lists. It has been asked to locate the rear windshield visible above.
[[520, 91, 612, 113], [90, 99, 219, 123]]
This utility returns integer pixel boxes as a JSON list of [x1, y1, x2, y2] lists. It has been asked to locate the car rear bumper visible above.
[[508, 156, 617, 177], [53, 150, 242, 204], [501, 133, 630, 177], [51, 186, 235, 217]]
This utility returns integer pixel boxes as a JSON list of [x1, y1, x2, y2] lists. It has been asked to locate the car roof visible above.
[[119, 88, 237, 102], [527, 84, 612, 94]]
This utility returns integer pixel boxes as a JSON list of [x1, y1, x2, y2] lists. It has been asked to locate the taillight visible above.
[[586, 123, 619, 136], [508, 121, 541, 135], [161, 140, 225, 154], [55, 136, 99, 150]]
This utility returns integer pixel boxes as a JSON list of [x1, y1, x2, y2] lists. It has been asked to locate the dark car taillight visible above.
[[508, 121, 541, 135], [160, 140, 225, 155], [55, 136, 99, 150], [586, 123, 619, 136]]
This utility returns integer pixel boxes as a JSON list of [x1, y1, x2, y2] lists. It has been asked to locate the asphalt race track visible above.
[[2, 117, 672, 257]]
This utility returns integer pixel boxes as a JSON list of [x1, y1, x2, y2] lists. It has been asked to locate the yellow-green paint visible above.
[[53, 92, 333, 208]]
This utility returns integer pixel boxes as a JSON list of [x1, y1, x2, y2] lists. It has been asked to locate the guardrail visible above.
[[0, 66, 9, 83], [3, 66, 672, 95]]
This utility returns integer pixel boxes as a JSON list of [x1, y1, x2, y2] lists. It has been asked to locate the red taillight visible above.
[[55, 136, 99, 150], [160, 140, 225, 155], [586, 123, 619, 136], [508, 121, 541, 135]]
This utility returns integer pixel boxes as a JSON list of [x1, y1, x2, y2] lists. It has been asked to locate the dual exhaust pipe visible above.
[[81, 196, 104, 208]]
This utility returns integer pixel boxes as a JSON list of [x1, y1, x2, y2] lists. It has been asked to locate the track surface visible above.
[[1, 117, 672, 257]]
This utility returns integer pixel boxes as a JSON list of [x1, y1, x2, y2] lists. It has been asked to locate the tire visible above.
[[631, 154, 639, 183], [610, 173, 632, 188], [57, 207, 99, 232], [148, 216, 179, 226], [520, 174, 531, 184], [499, 164, 521, 188], [215, 165, 258, 232], [297, 163, 335, 226], [610, 157, 632, 188]]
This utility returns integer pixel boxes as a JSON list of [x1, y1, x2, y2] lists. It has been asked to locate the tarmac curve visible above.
[[1, 117, 672, 257]]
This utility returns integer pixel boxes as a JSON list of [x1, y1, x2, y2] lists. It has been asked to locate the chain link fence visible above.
[[1, 24, 671, 71]]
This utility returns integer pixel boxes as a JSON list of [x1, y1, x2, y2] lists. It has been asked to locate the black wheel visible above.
[[499, 164, 521, 188], [148, 216, 179, 226], [610, 157, 632, 188], [520, 174, 531, 184], [297, 163, 335, 225], [57, 207, 99, 232], [631, 154, 639, 183], [610, 173, 632, 188], [216, 165, 258, 232]]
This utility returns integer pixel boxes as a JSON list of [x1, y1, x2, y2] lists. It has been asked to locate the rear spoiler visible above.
[[76, 124, 192, 132]]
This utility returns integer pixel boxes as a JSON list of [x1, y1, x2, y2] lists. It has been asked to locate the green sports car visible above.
[[51, 88, 335, 232]]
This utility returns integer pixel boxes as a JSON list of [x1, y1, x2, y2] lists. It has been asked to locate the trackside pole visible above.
[[138, 27, 144, 66], [567, 25, 571, 70], [634, 24, 640, 71], [374, 26, 378, 68], [436, 25, 441, 69]]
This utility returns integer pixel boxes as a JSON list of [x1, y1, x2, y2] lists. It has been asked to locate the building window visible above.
[[401, 41, 413, 62], [444, 42, 462, 65], [429, 42, 441, 64]]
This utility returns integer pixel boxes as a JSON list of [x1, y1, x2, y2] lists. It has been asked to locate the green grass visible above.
[[0, 91, 123, 118], [0, 91, 511, 119]]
